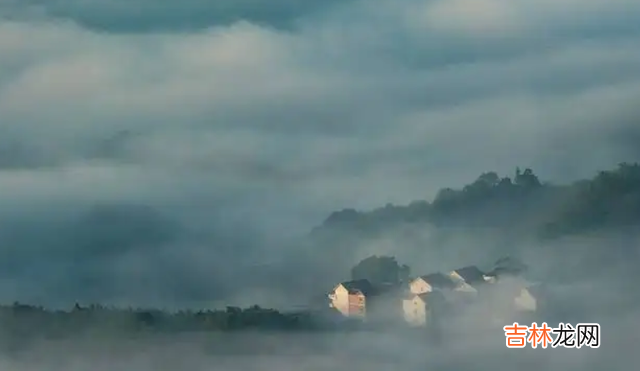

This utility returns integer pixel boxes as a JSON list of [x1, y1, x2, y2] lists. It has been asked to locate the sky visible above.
[[1, 0, 640, 308]]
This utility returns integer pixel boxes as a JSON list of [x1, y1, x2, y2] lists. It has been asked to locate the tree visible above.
[[350, 255, 410, 284], [476, 172, 499, 186], [515, 168, 541, 188], [464, 172, 500, 198]]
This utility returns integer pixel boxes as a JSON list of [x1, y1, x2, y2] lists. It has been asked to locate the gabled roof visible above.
[[338, 279, 375, 296], [451, 265, 486, 283], [416, 272, 456, 289]]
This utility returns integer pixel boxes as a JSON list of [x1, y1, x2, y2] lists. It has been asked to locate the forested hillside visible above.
[[299, 163, 640, 292], [316, 163, 640, 237]]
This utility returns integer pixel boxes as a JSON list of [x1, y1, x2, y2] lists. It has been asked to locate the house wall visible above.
[[330, 285, 351, 316], [409, 278, 433, 295], [403, 297, 428, 326], [330, 285, 367, 318], [514, 288, 536, 311], [348, 293, 366, 318]]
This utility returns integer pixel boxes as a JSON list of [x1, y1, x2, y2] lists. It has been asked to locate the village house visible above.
[[497, 277, 540, 312], [402, 290, 448, 327], [514, 285, 538, 312], [328, 259, 540, 329], [328, 279, 404, 321], [448, 265, 489, 293], [328, 279, 373, 318], [409, 272, 457, 295], [480, 265, 540, 312], [464, 275, 542, 325]]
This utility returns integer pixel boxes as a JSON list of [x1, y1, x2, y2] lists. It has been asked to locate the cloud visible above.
[[0, 0, 350, 31], [0, 0, 639, 308], [408, 0, 640, 37]]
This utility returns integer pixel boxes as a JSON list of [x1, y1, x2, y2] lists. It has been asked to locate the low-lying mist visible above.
[[0, 313, 635, 371], [1, 228, 638, 370]]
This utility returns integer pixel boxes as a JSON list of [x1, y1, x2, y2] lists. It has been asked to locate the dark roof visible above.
[[339, 279, 375, 296], [418, 272, 456, 289], [452, 265, 486, 283]]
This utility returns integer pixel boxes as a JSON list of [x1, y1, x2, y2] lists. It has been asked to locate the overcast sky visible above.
[[1, 0, 640, 307]]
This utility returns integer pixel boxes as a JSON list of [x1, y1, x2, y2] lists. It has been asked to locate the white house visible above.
[[402, 291, 448, 327], [328, 279, 403, 321], [514, 286, 537, 312]]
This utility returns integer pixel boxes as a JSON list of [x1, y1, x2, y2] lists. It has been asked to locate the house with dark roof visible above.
[[461, 277, 543, 326], [496, 277, 541, 312], [409, 272, 457, 295], [402, 290, 449, 327], [328, 279, 403, 319], [326, 258, 538, 325], [514, 286, 538, 312], [328, 279, 370, 318], [448, 265, 489, 293]]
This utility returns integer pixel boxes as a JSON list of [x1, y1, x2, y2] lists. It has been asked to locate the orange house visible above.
[[328, 279, 375, 318]]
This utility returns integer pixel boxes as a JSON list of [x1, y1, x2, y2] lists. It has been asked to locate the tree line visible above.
[[0, 302, 339, 341], [317, 162, 640, 238]]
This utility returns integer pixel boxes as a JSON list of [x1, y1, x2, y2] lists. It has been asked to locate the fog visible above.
[[1, 0, 640, 368], [3, 221, 636, 370], [0, 315, 635, 370], [1, 0, 640, 306]]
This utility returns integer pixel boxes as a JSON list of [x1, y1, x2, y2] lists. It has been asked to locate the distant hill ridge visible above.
[[314, 163, 640, 239]]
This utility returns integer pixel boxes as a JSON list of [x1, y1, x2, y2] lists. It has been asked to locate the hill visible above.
[[316, 163, 640, 237], [295, 163, 640, 293]]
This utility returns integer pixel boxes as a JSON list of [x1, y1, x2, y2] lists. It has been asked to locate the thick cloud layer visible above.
[[1, 0, 640, 307], [1, 0, 349, 31]]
